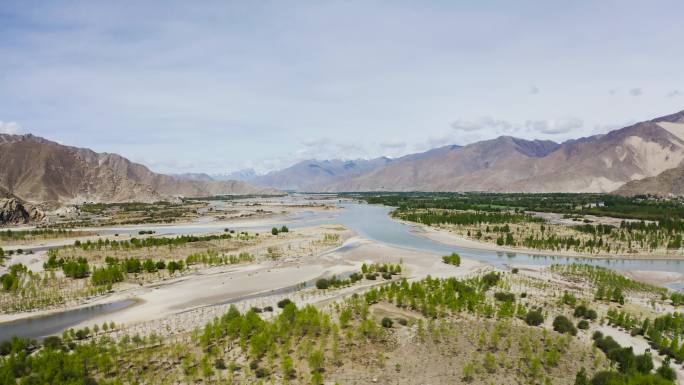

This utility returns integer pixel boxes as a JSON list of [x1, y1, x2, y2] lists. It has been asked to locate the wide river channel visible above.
[[3, 202, 684, 340]]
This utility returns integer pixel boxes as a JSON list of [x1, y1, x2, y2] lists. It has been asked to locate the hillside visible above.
[[250, 157, 393, 191], [0, 134, 280, 204], [313, 109, 684, 193]]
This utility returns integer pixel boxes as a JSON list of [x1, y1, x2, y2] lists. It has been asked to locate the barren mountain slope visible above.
[[504, 118, 684, 192], [319, 110, 684, 193], [611, 110, 684, 196], [0, 134, 279, 203], [250, 157, 393, 190], [321, 137, 561, 191]]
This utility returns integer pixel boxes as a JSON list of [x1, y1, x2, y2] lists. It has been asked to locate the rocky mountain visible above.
[[250, 157, 394, 191], [612, 111, 684, 196], [614, 166, 684, 196], [322, 139, 562, 192], [0, 134, 280, 204], [308, 109, 684, 193]]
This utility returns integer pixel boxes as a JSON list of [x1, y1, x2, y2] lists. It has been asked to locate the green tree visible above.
[[308, 350, 325, 373], [635, 353, 654, 374], [575, 367, 589, 385], [553, 315, 577, 335], [525, 310, 545, 326]]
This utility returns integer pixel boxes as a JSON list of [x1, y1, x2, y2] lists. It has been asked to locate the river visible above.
[[2, 201, 684, 340]]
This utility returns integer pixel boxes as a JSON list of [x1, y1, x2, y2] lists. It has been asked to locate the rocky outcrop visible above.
[[0, 198, 45, 225]]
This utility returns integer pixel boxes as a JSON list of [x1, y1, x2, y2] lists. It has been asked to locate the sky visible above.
[[0, 1, 683, 175]]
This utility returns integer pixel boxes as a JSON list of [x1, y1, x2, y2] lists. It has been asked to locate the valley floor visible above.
[[2, 195, 684, 384]]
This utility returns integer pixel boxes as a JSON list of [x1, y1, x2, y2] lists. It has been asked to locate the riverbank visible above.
[[405, 219, 684, 261]]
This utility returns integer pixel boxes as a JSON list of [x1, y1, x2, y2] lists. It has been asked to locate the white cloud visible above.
[[0, 121, 23, 134], [529, 85, 540, 95], [667, 90, 681, 98], [525, 117, 584, 135], [629, 88, 642, 96], [451, 117, 513, 132]]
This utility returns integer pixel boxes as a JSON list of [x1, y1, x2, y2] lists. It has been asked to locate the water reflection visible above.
[[0, 299, 135, 341]]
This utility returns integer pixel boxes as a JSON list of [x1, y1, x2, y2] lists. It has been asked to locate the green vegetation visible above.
[[398, 210, 544, 227], [573, 304, 598, 320], [1, 264, 27, 292], [441, 252, 461, 266], [315, 273, 363, 290], [525, 309, 545, 326], [550, 264, 667, 297], [552, 315, 577, 336], [358, 192, 684, 254], [356, 192, 684, 221], [0, 268, 617, 384], [0, 228, 81, 241], [185, 251, 255, 266], [584, 331, 675, 384], [0, 263, 109, 312], [44, 253, 91, 279], [91, 265, 125, 286], [61, 258, 90, 279], [271, 225, 289, 235], [72, 233, 235, 251]]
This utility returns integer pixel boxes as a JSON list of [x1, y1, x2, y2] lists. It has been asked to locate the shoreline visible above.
[[402, 218, 684, 261], [0, 231, 486, 334]]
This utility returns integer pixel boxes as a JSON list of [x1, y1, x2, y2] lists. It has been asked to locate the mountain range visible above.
[[244, 109, 684, 195], [0, 134, 279, 204], [3, 109, 684, 204]]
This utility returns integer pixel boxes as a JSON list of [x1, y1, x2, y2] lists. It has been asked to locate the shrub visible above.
[[62, 258, 90, 279], [525, 310, 544, 326], [585, 309, 598, 320], [553, 315, 577, 335], [442, 252, 461, 266], [494, 292, 515, 302], [381, 317, 393, 328], [657, 363, 676, 381], [254, 367, 269, 378], [481, 272, 500, 288], [574, 304, 598, 320], [315, 278, 330, 289], [277, 298, 292, 308], [562, 291, 577, 306], [635, 353, 653, 374], [575, 368, 589, 385], [577, 320, 589, 330], [397, 318, 408, 326], [42, 336, 62, 350], [214, 358, 227, 369], [574, 304, 588, 318], [91, 265, 124, 286]]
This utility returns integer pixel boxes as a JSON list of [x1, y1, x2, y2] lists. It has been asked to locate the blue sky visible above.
[[0, 1, 682, 174]]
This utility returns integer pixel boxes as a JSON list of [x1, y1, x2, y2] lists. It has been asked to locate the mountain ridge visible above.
[[253, 109, 684, 195], [0, 134, 280, 204]]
